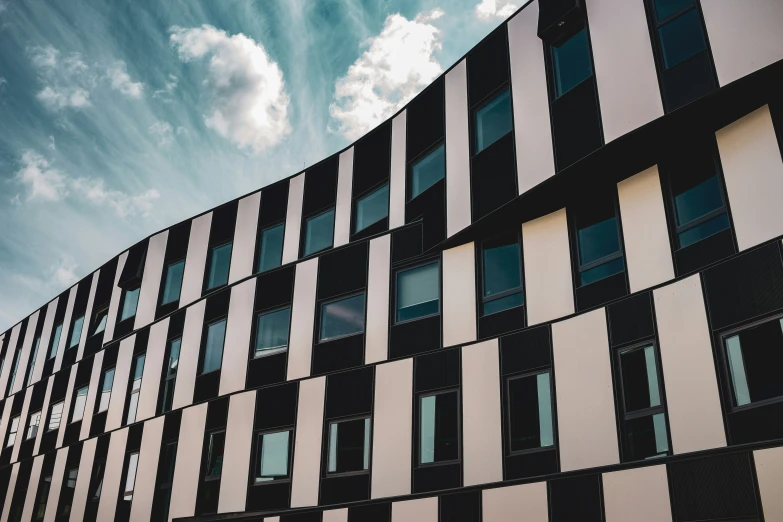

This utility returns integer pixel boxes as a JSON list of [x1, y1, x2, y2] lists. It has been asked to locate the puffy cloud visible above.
[[70, 177, 160, 218], [36, 85, 91, 110], [475, 0, 519, 19], [329, 9, 445, 140], [29, 45, 94, 111], [148, 120, 175, 146], [169, 24, 291, 152], [14, 150, 69, 201], [106, 61, 144, 98]]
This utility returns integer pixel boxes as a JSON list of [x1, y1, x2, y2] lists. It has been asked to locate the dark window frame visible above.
[[470, 83, 513, 157], [406, 140, 446, 202], [204, 429, 227, 481], [203, 241, 233, 293], [67, 314, 85, 350], [159, 258, 186, 306], [415, 387, 461, 468], [48, 323, 64, 360], [160, 336, 182, 414], [199, 317, 228, 376], [255, 222, 285, 274], [300, 207, 336, 259], [252, 306, 291, 359], [478, 231, 526, 317], [89, 307, 110, 338], [323, 414, 373, 477], [352, 181, 390, 236], [394, 258, 442, 325], [251, 427, 294, 485], [544, 23, 598, 103], [317, 291, 367, 344], [504, 368, 556, 457], [118, 286, 141, 323]]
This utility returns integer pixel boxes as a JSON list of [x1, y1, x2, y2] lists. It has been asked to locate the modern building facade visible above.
[[2, 0, 783, 521]]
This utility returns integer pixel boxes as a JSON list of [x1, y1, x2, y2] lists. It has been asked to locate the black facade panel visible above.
[[607, 292, 655, 347], [407, 78, 445, 162], [319, 474, 370, 505], [303, 157, 339, 217], [538, 0, 585, 44], [164, 221, 192, 263], [467, 26, 509, 107], [255, 265, 295, 311], [247, 351, 287, 389], [440, 490, 481, 522], [194, 370, 221, 404], [415, 347, 460, 393], [575, 271, 627, 311], [205, 396, 229, 430], [281, 512, 323, 522], [351, 218, 388, 242], [325, 366, 374, 419], [209, 200, 239, 246], [254, 382, 297, 431], [703, 242, 783, 330], [162, 409, 183, 441], [204, 287, 231, 323], [353, 121, 391, 198], [661, 51, 718, 112], [195, 479, 220, 515], [312, 334, 365, 376], [504, 448, 558, 480], [0, 467, 10, 515], [549, 474, 603, 522], [478, 304, 526, 341], [551, 78, 603, 171], [6, 459, 33, 522], [349, 503, 391, 522], [405, 179, 446, 251], [413, 462, 461, 494], [247, 481, 291, 512], [259, 181, 289, 227], [470, 132, 517, 222], [500, 325, 551, 375], [119, 240, 148, 290], [727, 400, 783, 445], [317, 243, 368, 300], [392, 224, 423, 265], [674, 228, 736, 277], [389, 315, 440, 360]]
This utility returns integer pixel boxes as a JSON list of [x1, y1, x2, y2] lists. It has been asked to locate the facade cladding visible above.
[[3, 0, 783, 521]]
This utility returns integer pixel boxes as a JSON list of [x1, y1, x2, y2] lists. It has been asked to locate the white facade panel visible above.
[[31, 298, 58, 385], [389, 110, 407, 229], [129, 416, 166, 522], [392, 497, 438, 522], [219, 278, 255, 395], [42, 447, 68, 522], [76, 271, 99, 361], [169, 403, 208, 522], [172, 299, 206, 410], [334, 147, 354, 248], [68, 437, 97, 522], [20, 455, 44, 522], [442, 243, 477, 347], [53, 285, 76, 373], [10, 388, 31, 462], [754, 445, 783, 522], [290, 376, 326, 508], [0, 463, 19, 522], [180, 213, 213, 306], [135, 230, 169, 329], [283, 174, 305, 264], [287, 258, 318, 381], [96, 427, 129, 522], [603, 465, 672, 522], [218, 390, 256, 513], [445, 59, 472, 237], [136, 317, 169, 423], [79, 350, 104, 441], [104, 251, 128, 343], [229, 191, 262, 284], [55, 364, 78, 448], [482, 482, 549, 522], [365, 235, 391, 364], [0, 324, 20, 399], [11, 310, 39, 395], [33, 377, 54, 454], [105, 334, 135, 431]]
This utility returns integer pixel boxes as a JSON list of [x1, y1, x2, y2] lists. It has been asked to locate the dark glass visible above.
[[256, 430, 291, 482], [202, 319, 226, 374], [320, 294, 366, 341], [161, 261, 185, 304], [162, 338, 181, 413], [92, 461, 106, 500], [674, 174, 723, 225], [552, 28, 593, 98], [255, 308, 291, 357], [578, 217, 620, 265], [678, 213, 730, 248], [580, 257, 624, 286], [327, 418, 370, 474], [207, 243, 232, 289], [397, 262, 439, 322], [410, 144, 445, 199], [304, 208, 335, 256], [49, 324, 63, 359], [725, 319, 783, 407], [419, 391, 459, 464], [258, 224, 284, 273], [658, 9, 707, 69], [484, 293, 524, 316], [59, 468, 78, 515], [654, 0, 694, 20], [33, 475, 52, 520], [475, 89, 513, 153], [619, 345, 662, 412], [120, 288, 140, 321], [625, 413, 669, 460], [355, 184, 389, 233], [206, 431, 226, 478], [483, 238, 522, 297], [508, 373, 554, 452]]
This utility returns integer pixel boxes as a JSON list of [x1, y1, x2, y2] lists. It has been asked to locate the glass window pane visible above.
[[202, 319, 227, 374], [328, 418, 370, 474], [132, 355, 145, 386], [552, 28, 593, 98], [475, 89, 513, 153], [49, 402, 64, 431], [124, 453, 139, 501], [411, 144, 445, 199], [483, 239, 522, 297], [620, 345, 661, 412], [320, 294, 366, 341], [99, 369, 115, 412], [579, 257, 625, 286], [206, 431, 225, 478], [578, 217, 620, 266], [258, 224, 284, 273], [658, 9, 707, 69], [257, 431, 290, 482], [69, 316, 84, 348], [49, 324, 63, 359], [92, 313, 108, 336], [120, 288, 140, 321], [419, 392, 459, 464], [161, 261, 185, 305], [483, 292, 524, 316], [397, 263, 440, 322], [255, 308, 290, 357], [654, 0, 694, 20], [677, 213, 729, 248], [725, 319, 783, 407], [304, 209, 335, 256], [673, 175, 723, 227], [625, 413, 670, 461], [355, 184, 389, 233], [71, 387, 88, 423], [207, 243, 232, 290], [508, 372, 554, 452]]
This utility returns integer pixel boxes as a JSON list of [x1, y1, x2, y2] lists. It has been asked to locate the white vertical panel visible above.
[[96, 427, 129, 522], [104, 251, 128, 343], [76, 271, 99, 361], [168, 403, 208, 522], [508, 2, 556, 194], [287, 258, 318, 381], [0, 400, 13, 450], [180, 213, 213, 307], [68, 437, 97, 522], [587, 0, 663, 142], [55, 364, 78, 448], [0, 463, 19, 522], [522, 209, 575, 325], [717, 105, 783, 251], [445, 59, 472, 237], [282, 174, 305, 264], [371, 358, 413, 499], [0, 324, 21, 399], [219, 279, 255, 395], [392, 497, 438, 522], [33, 376, 53, 454], [20, 454, 44, 522], [702, 0, 783, 87], [365, 235, 391, 364], [53, 285, 77, 372], [617, 166, 674, 292], [462, 339, 503, 486], [136, 318, 169, 422], [10, 388, 31, 462], [754, 446, 783, 521], [229, 192, 262, 284], [334, 147, 355, 248], [603, 465, 672, 522], [290, 376, 326, 508], [78, 351, 104, 441], [323, 508, 349, 522], [482, 482, 549, 522], [653, 276, 726, 453], [11, 310, 40, 395], [135, 231, 169, 329], [31, 298, 58, 385], [389, 110, 407, 229], [129, 416, 166, 522], [442, 243, 477, 347], [553, 308, 619, 472], [172, 299, 206, 410], [218, 390, 256, 513], [42, 447, 68, 522], [105, 335, 135, 431]]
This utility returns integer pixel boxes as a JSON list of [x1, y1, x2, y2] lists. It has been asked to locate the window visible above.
[[474, 89, 512, 154], [125, 355, 145, 424], [153, 443, 177, 522], [724, 318, 783, 408], [202, 319, 227, 374], [254, 308, 290, 358], [26, 411, 41, 440], [396, 262, 440, 323], [481, 234, 524, 316], [120, 288, 140, 322], [161, 260, 185, 305], [68, 315, 84, 349], [49, 323, 63, 359], [320, 294, 366, 342], [327, 417, 371, 474], [123, 452, 140, 501], [303, 208, 334, 256], [98, 368, 115, 413], [8, 348, 21, 392], [205, 430, 226, 480], [6, 416, 19, 447], [355, 184, 389, 234], [419, 391, 459, 465], [27, 336, 42, 387], [162, 338, 181, 413], [33, 475, 51, 521], [48, 402, 64, 431], [616, 344, 670, 461], [410, 144, 445, 200], [255, 430, 291, 483], [71, 387, 88, 423], [651, 0, 707, 70], [91, 460, 106, 501], [206, 243, 232, 290], [91, 309, 108, 336], [507, 372, 554, 453], [574, 200, 624, 286], [551, 27, 593, 98], [59, 468, 78, 516], [257, 224, 284, 273]]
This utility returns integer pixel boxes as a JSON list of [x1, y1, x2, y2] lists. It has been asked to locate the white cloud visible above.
[[29, 45, 94, 111], [49, 255, 79, 288], [70, 177, 160, 218], [149, 120, 175, 146], [36, 85, 91, 110], [153, 74, 178, 99], [475, 0, 519, 19], [169, 24, 291, 152], [106, 60, 144, 99], [329, 9, 445, 140], [14, 150, 69, 201]]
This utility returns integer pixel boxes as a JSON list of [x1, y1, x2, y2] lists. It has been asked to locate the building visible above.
[[1, 0, 783, 520]]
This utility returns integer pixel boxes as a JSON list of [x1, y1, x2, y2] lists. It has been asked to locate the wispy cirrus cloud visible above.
[[106, 61, 144, 99]]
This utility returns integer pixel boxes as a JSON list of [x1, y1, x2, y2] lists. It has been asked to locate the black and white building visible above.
[[1, 0, 783, 520]]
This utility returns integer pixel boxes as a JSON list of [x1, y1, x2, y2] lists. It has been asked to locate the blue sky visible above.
[[0, 0, 522, 331]]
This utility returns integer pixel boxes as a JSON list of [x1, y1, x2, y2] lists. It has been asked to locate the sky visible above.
[[0, 0, 525, 332]]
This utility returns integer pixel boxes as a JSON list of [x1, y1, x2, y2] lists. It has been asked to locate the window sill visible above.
[[728, 395, 783, 414], [394, 311, 440, 327], [251, 478, 291, 486], [253, 347, 288, 359], [416, 459, 460, 469], [318, 331, 364, 344], [324, 469, 370, 478], [508, 444, 556, 458]]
